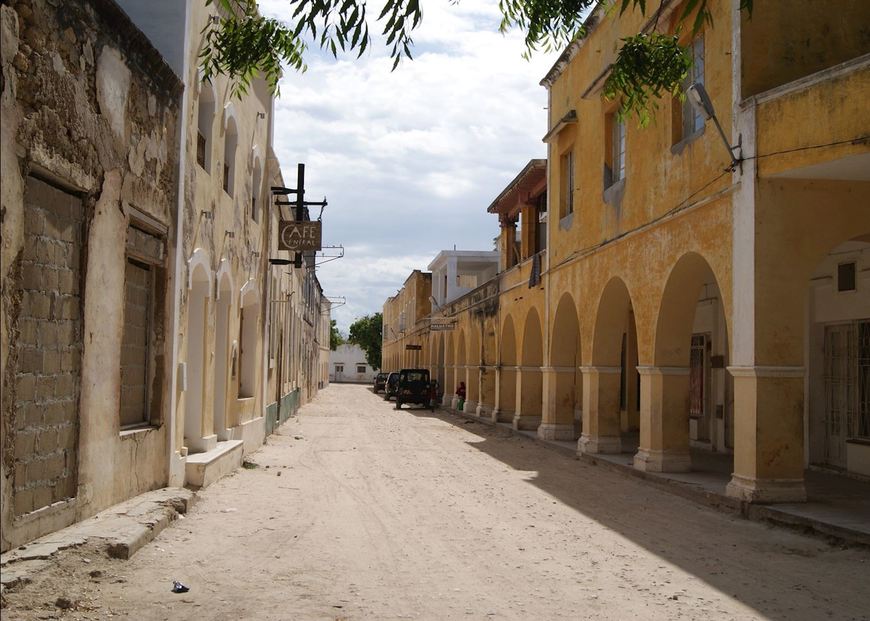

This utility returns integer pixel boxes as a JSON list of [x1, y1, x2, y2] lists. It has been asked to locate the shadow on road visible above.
[[398, 405, 868, 621]]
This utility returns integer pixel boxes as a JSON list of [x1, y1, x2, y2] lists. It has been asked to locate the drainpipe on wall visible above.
[[166, 0, 194, 487]]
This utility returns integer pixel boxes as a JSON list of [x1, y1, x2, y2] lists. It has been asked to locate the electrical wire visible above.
[[744, 135, 868, 162]]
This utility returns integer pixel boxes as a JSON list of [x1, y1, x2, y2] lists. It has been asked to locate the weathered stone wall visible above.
[[1, 0, 181, 551]]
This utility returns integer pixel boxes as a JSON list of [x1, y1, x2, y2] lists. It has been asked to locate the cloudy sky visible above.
[[260, 0, 559, 334]]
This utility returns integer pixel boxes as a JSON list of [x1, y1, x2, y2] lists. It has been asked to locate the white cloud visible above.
[[260, 0, 558, 332]]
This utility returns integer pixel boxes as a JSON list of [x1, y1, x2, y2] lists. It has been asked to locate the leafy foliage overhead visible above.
[[348, 313, 383, 371], [204, 0, 753, 119], [330, 319, 344, 350]]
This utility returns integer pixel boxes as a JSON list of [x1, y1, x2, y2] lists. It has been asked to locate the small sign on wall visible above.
[[279, 220, 322, 252]]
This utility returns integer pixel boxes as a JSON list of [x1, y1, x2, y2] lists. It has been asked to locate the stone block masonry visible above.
[[12, 176, 83, 516]]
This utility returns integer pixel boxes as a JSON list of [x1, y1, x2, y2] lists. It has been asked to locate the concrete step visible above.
[[1, 487, 195, 589], [185, 440, 244, 489]]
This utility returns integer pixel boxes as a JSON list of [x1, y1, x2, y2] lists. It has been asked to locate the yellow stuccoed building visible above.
[[383, 0, 870, 503]]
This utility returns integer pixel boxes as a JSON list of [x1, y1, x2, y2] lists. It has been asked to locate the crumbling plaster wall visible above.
[[1, 0, 181, 552], [171, 0, 271, 462]]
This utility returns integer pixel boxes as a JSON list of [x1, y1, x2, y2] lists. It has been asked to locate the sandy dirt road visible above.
[[3, 383, 869, 620]]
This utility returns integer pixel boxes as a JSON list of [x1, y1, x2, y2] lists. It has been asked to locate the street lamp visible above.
[[686, 82, 742, 171]]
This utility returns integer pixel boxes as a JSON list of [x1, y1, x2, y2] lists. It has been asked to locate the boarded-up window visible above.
[[121, 222, 165, 428], [120, 259, 152, 427]]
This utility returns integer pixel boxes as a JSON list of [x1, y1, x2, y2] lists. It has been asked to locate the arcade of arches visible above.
[[402, 218, 870, 505]]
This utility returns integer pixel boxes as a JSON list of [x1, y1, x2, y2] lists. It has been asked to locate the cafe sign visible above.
[[278, 220, 322, 252]]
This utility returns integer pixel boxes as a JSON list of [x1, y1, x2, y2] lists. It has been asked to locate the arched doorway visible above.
[[541, 293, 581, 441], [516, 309, 543, 431], [213, 267, 233, 440], [497, 315, 517, 423], [638, 252, 730, 473], [184, 252, 213, 454], [582, 277, 638, 455]]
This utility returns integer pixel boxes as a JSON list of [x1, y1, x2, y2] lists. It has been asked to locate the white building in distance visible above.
[[329, 344, 377, 383]]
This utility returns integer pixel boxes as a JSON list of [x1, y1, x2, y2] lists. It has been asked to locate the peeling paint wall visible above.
[[1, 0, 181, 551]]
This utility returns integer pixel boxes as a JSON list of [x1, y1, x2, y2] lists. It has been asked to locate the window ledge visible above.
[[120, 424, 160, 439], [671, 125, 705, 156], [559, 212, 574, 231], [602, 178, 626, 206], [846, 438, 870, 447]]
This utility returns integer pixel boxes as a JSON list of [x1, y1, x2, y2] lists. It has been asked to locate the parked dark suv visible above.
[[383, 372, 400, 401], [395, 368, 431, 409], [373, 372, 388, 393]]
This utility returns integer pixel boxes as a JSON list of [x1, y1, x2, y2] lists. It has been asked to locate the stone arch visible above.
[[635, 252, 730, 472], [517, 308, 543, 430], [215, 258, 234, 300], [187, 248, 213, 296], [184, 250, 213, 454], [497, 314, 517, 422], [544, 293, 582, 440], [581, 277, 639, 455], [653, 252, 729, 367]]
